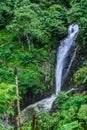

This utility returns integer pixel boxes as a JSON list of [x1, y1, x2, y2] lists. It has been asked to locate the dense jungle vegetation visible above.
[[0, 0, 87, 129]]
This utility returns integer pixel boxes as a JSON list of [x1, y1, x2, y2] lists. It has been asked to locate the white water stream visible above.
[[21, 24, 79, 123], [55, 24, 79, 93]]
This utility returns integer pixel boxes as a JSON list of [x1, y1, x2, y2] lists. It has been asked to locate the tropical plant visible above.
[[0, 83, 17, 114], [73, 60, 87, 88]]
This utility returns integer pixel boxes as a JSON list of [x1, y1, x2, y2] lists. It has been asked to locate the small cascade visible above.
[[21, 24, 79, 123], [21, 95, 56, 123]]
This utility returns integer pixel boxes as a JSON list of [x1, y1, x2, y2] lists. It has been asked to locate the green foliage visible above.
[[41, 4, 67, 46], [35, 0, 70, 8], [78, 104, 87, 121], [21, 93, 87, 130], [7, 3, 49, 47], [0, 83, 16, 114], [7, 1, 67, 48], [0, 0, 14, 28], [0, 30, 51, 96], [67, 0, 87, 46], [37, 112, 59, 130], [0, 68, 14, 83], [59, 121, 83, 130], [61, 94, 87, 110], [0, 82, 18, 129], [73, 60, 87, 87], [18, 122, 31, 130], [0, 0, 68, 98], [18, 69, 45, 94], [21, 48, 49, 66], [0, 121, 14, 130], [54, 92, 69, 109], [53, 93, 87, 127]]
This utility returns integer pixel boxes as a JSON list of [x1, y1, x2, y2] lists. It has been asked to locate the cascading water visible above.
[[21, 24, 79, 123], [55, 24, 79, 94]]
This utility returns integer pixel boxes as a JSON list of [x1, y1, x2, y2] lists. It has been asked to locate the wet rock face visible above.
[[68, 86, 86, 95], [61, 45, 76, 89], [0, 114, 9, 129], [21, 107, 36, 124], [61, 44, 87, 91]]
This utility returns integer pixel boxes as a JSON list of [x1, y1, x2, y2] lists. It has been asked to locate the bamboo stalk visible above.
[[15, 68, 22, 130]]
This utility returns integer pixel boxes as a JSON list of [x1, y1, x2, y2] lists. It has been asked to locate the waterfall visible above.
[[55, 24, 79, 94], [21, 24, 79, 123]]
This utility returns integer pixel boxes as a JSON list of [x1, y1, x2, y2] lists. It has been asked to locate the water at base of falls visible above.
[[21, 24, 79, 123], [21, 95, 56, 123]]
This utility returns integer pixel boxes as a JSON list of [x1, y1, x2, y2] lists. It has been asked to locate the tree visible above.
[[67, 0, 87, 46], [7, 3, 49, 50], [14, 67, 22, 130], [0, 0, 14, 28]]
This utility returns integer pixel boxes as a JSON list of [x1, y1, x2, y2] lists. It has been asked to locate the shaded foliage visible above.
[[73, 60, 87, 88]]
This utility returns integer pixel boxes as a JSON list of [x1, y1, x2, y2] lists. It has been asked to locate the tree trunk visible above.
[[15, 72, 22, 130], [26, 34, 31, 51]]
